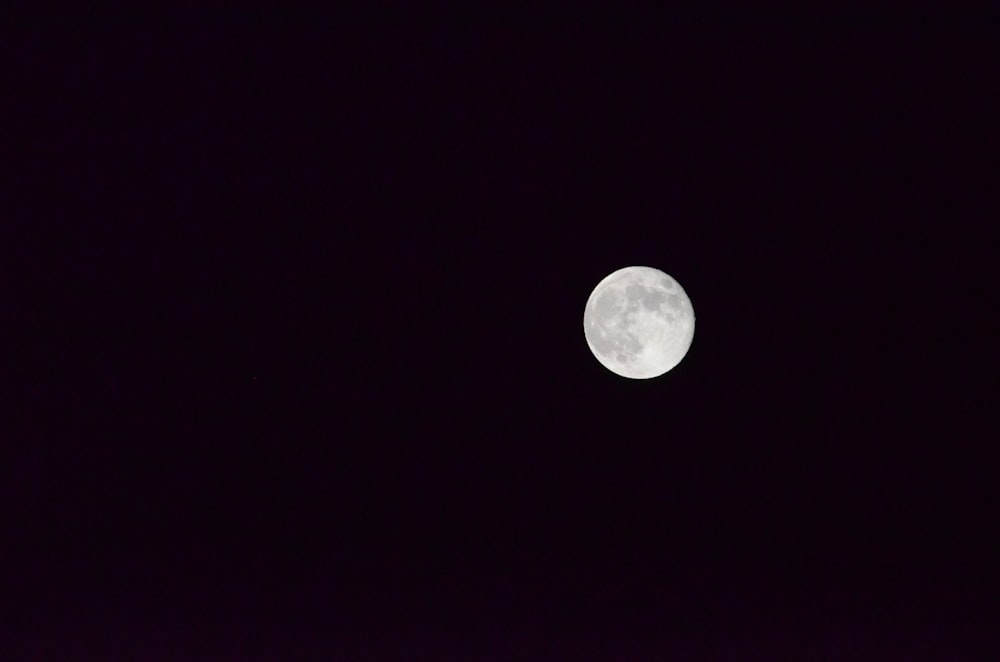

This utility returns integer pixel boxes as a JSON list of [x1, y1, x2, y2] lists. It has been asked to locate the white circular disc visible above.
[[583, 266, 695, 379]]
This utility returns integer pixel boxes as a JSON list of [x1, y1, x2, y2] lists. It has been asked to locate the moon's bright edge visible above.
[[583, 266, 695, 379]]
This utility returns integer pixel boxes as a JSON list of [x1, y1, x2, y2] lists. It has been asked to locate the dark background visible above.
[[4, 9, 996, 660]]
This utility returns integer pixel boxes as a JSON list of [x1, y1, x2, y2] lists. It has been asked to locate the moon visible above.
[[583, 266, 695, 379]]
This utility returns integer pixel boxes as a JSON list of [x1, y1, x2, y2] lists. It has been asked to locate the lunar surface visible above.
[[583, 266, 695, 379]]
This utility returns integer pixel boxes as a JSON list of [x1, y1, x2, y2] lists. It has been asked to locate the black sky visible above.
[[4, 9, 997, 660]]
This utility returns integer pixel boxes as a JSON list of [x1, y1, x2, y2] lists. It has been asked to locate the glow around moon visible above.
[[583, 266, 695, 379]]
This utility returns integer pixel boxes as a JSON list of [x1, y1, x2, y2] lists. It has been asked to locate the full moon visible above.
[[583, 266, 695, 379]]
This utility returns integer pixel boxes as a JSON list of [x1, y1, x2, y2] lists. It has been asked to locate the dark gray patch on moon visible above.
[[587, 308, 642, 358], [642, 289, 667, 310], [597, 290, 619, 309], [622, 279, 672, 312], [595, 290, 622, 321], [625, 284, 646, 301], [667, 294, 682, 309]]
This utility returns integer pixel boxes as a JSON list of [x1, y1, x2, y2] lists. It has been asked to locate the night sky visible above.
[[5, 10, 996, 660]]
